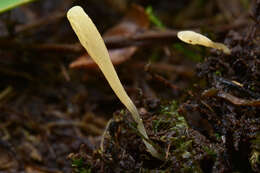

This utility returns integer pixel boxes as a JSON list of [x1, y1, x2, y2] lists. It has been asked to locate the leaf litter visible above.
[[0, 0, 259, 172]]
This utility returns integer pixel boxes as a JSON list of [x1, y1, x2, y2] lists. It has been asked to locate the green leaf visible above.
[[0, 0, 37, 14]]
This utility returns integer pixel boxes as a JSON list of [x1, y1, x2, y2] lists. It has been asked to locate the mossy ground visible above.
[[0, 0, 259, 172], [69, 2, 260, 172]]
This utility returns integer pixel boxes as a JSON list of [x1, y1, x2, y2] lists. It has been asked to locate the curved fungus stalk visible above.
[[177, 30, 231, 55], [67, 6, 163, 160]]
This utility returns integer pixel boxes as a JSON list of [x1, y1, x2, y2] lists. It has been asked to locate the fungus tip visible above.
[[177, 30, 231, 55]]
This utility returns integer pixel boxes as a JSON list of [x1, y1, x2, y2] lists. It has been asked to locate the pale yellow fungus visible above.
[[67, 6, 162, 160], [177, 30, 231, 55]]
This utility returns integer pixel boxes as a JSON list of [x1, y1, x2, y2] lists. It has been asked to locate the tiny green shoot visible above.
[[145, 6, 165, 29]]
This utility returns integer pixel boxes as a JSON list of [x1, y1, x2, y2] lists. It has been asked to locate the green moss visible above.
[[250, 133, 260, 171], [250, 86, 256, 91], [152, 101, 203, 172], [215, 133, 221, 140], [203, 146, 217, 159], [72, 158, 91, 173], [215, 70, 222, 76], [153, 118, 168, 133], [160, 100, 179, 115]]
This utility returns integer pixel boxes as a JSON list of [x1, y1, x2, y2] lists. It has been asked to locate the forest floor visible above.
[[0, 0, 259, 172]]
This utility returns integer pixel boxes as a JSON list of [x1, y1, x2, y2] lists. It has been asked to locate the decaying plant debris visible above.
[[68, 1, 260, 173], [0, 0, 259, 173]]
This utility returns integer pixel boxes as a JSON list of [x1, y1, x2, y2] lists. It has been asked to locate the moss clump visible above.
[[150, 101, 203, 173], [68, 100, 227, 172], [71, 157, 91, 173], [250, 133, 260, 172]]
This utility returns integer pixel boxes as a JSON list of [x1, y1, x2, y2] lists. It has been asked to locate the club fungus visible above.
[[67, 6, 162, 160], [177, 30, 231, 55]]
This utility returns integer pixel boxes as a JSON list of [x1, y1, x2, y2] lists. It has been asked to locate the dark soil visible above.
[[0, 0, 259, 173]]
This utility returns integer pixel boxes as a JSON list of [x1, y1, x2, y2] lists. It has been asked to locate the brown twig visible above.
[[146, 65, 180, 91], [0, 30, 178, 53], [104, 30, 178, 48], [134, 62, 195, 78], [15, 11, 66, 33]]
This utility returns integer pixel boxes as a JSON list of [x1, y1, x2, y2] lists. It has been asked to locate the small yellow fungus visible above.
[[177, 30, 231, 55], [67, 6, 162, 160]]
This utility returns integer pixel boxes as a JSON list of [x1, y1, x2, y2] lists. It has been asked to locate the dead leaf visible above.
[[70, 47, 137, 69], [20, 142, 42, 162], [0, 147, 17, 170], [25, 165, 62, 173]]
